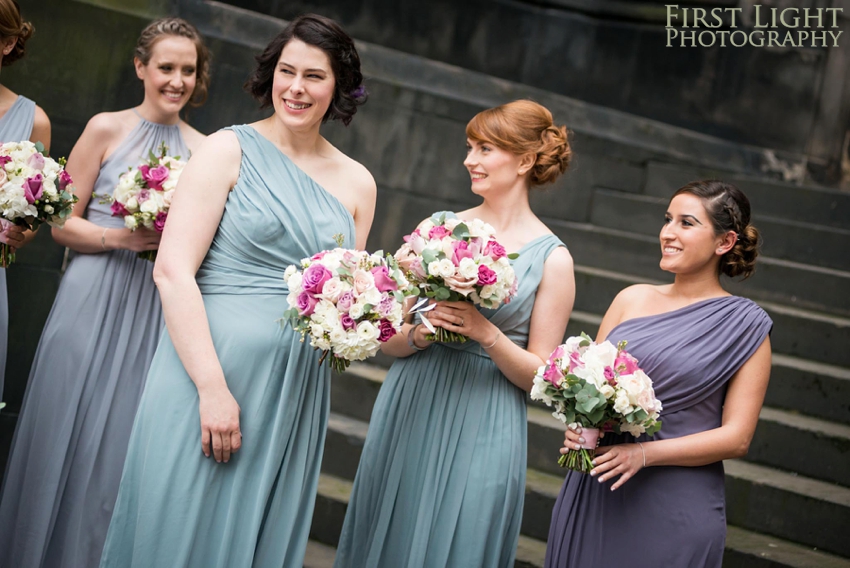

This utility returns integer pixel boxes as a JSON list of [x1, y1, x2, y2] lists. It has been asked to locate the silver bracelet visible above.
[[407, 324, 427, 351], [100, 228, 109, 250], [638, 442, 646, 468], [482, 332, 500, 349]]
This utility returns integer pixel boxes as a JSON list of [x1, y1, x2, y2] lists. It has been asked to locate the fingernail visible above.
[[591, 460, 597, 466], [578, 437, 585, 444], [590, 470, 597, 477], [574, 444, 581, 450]]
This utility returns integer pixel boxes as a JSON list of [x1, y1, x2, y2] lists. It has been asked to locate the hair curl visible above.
[[135, 18, 210, 107], [244, 14, 366, 126], [465, 99, 571, 186], [0, 0, 32, 67], [673, 179, 760, 279]]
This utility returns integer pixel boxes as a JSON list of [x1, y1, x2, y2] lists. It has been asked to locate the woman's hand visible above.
[[590, 443, 644, 490], [559, 423, 603, 453], [0, 224, 24, 251], [426, 300, 496, 344], [111, 227, 162, 253], [198, 387, 242, 463]]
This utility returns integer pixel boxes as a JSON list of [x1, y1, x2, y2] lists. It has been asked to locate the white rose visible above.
[[620, 422, 645, 437], [320, 277, 344, 302], [530, 375, 554, 406], [284, 265, 298, 280], [598, 383, 616, 399], [363, 287, 382, 307], [613, 391, 632, 415], [287, 272, 303, 293], [441, 239, 455, 258], [140, 197, 159, 214], [44, 204, 54, 214], [457, 257, 478, 279], [124, 196, 139, 211], [329, 326, 347, 345], [124, 216, 138, 230], [349, 301, 365, 319], [437, 258, 455, 278], [356, 320, 379, 342], [417, 219, 435, 234], [427, 261, 441, 277], [479, 285, 495, 299]]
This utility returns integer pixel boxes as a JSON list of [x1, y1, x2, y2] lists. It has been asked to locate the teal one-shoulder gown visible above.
[[100, 125, 356, 568], [335, 230, 565, 568]]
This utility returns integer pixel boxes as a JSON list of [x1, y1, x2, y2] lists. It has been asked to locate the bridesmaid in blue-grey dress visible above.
[[0, 18, 208, 568], [0, 0, 51, 402], [545, 180, 773, 568], [335, 100, 575, 568], [100, 15, 376, 568]]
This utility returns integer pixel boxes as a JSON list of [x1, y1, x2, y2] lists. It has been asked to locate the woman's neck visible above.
[[262, 115, 323, 157], [136, 100, 181, 126], [670, 266, 728, 300], [475, 185, 535, 235]]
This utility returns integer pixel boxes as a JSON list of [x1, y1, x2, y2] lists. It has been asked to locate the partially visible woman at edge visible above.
[[335, 99, 575, 568], [100, 14, 376, 568], [0, 18, 207, 568], [545, 180, 772, 568], [0, 0, 50, 402]]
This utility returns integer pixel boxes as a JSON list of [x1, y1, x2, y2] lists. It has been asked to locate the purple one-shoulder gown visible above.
[[545, 296, 772, 568]]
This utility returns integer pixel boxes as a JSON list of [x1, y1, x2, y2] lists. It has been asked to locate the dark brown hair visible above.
[[135, 18, 210, 107], [673, 179, 760, 279], [0, 0, 32, 67], [244, 14, 366, 126], [466, 99, 572, 186]]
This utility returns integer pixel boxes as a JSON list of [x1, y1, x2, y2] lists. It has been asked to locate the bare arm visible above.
[[427, 245, 576, 391], [152, 129, 241, 463], [51, 114, 160, 254], [352, 171, 376, 251], [14, 106, 52, 249]]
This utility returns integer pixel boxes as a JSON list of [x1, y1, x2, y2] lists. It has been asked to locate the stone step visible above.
[[546, 217, 850, 317], [570, 265, 850, 373], [749, 407, 850, 487], [312, 469, 849, 567], [643, 161, 850, 231], [310, 473, 548, 567], [303, 540, 336, 568], [589, 188, 850, 272], [767, 355, 850, 426], [322, 408, 850, 557]]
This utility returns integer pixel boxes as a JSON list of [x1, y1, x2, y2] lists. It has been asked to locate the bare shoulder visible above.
[[82, 110, 133, 141], [178, 121, 207, 154], [336, 149, 376, 197], [185, 129, 242, 188], [542, 244, 574, 276], [612, 283, 665, 312], [32, 104, 50, 132]]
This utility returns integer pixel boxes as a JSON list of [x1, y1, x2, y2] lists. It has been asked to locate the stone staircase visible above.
[[302, 161, 850, 567]]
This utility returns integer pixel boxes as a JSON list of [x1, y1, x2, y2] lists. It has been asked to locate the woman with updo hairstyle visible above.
[[0, 0, 50, 410], [0, 17, 207, 568], [100, 14, 375, 568], [335, 99, 575, 567], [546, 180, 772, 568]]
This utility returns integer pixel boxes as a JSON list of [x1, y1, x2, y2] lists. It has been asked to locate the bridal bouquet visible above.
[[531, 333, 662, 473], [394, 212, 518, 343], [282, 248, 413, 373], [98, 142, 184, 261], [0, 141, 76, 267]]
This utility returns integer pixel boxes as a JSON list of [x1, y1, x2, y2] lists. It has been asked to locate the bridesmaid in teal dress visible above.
[[335, 100, 575, 568], [100, 15, 375, 568], [0, 0, 51, 401], [0, 18, 207, 568]]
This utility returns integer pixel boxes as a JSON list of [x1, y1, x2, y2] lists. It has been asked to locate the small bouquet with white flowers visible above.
[[531, 333, 662, 473], [0, 140, 76, 267], [97, 142, 184, 261], [282, 247, 414, 373], [394, 211, 518, 343]]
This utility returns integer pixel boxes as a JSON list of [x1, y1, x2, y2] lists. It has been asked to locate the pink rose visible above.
[[378, 319, 397, 342], [111, 201, 131, 218], [58, 170, 73, 191], [0, 170, 7, 186], [340, 313, 356, 330], [140, 164, 169, 190], [311, 251, 327, 261], [614, 352, 640, 375], [0, 155, 11, 168], [153, 212, 167, 232], [408, 233, 427, 255], [337, 291, 355, 312], [484, 240, 506, 260], [138, 189, 150, 203], [395, 244, 426, 279], [23, 174, 43, 204], [443, 273, 477, 296], [543, 363, 564, 387], [603, 366, 617, 385], [302, 263, 332, 294], [371, 265, 398, 292], [403, 228, 421, 242], [428, 225, 451, 240], [550, 345, 566, 362], [296, 291, 319, 316], [477, 264, 497, 286], [568, 351, 584, 374], [27, 152, 45, 171], [451, 240, 475, 265]]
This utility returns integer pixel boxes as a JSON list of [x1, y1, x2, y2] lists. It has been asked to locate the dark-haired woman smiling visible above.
[[100, 14, 375, 568]]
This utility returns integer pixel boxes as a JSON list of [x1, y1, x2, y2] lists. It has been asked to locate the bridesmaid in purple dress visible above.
[[545, 180, 773, 568]]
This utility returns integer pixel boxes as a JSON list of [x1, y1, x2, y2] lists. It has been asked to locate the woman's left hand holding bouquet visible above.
[[0, 222, 24, 253], [427, 301, 498, 347]]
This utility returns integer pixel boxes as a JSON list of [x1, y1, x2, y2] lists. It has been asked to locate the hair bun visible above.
[[530, 124, 571, 186], [1, 15, 33, 67], [722, 223, 760, 279]]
